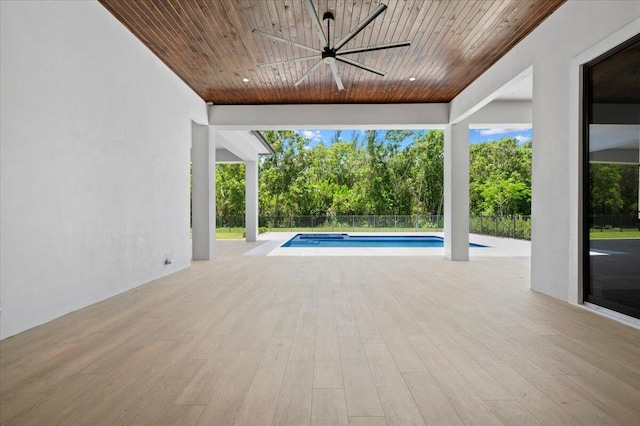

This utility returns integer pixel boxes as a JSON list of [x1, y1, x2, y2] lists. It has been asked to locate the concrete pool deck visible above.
[[242, 232, 531, 257]]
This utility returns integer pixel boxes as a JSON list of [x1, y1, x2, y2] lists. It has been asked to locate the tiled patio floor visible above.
[[2, 240, 639, 425]]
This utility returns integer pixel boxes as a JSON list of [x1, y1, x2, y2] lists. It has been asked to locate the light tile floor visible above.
[[1, 240, 639, 425]]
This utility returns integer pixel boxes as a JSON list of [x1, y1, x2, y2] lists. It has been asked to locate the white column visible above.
[[444, 122, 470, 260], [245, 158, 259, 242], [191, 124, 216, 260]]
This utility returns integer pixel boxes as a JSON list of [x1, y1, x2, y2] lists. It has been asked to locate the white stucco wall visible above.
[[451, 1, 640, 302], [0, 1, 207, 339]]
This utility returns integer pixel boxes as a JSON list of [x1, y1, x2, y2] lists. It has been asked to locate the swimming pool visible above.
[[281, 233, 487, 248]]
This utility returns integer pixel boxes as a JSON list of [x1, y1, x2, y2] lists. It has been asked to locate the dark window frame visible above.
[[582, 33, 640, 319]]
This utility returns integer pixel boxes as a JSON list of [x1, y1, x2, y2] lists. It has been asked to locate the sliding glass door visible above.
[[584, 34, 640, 319]]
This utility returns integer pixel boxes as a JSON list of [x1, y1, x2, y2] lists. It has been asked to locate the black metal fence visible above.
[[217, 214, 534, 240], [263, 215, 446, 231], [216, 213, 640, 240], [589, 214, 640, 231], [469, 216, 531, 240]]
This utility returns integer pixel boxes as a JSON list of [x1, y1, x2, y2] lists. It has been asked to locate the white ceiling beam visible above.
[[214, 130, 272, 162], [590, 148, 640, 164], [450, 67, 532, 125], [467, 100, 532, 127], [215, 132, 254, 162], [216, 149, 244, 163], [209, 103, 449, 130]]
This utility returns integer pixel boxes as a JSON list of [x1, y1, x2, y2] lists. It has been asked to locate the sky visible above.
[[296, 128, 532, 148]]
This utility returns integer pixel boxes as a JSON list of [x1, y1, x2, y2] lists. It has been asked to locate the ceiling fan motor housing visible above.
[[322, 11, 335, 21], [253, 1, 410, 90], [322, 48, 337, 63]]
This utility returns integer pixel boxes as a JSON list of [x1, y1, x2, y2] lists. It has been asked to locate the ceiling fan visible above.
[[252, 0, 411, 91]]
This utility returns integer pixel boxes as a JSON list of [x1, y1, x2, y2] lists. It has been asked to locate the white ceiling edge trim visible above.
[[208, 103, 449, 130], [449, 67, 533, 125], [215, 131, 256, 161], [214, 130, 273, 162], [467, 100, 532, 127], [250, 130, 276, 155], [208, 100, 531, 131], [216, 149, 243, 163]]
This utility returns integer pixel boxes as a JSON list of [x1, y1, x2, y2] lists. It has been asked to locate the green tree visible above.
[[406, 130, 444, 215], [259, 130, 309, 218], [617, 164, 639, 216], [215, 130, 534, 221], [470, 138, 531, 216], [363, 130, 393, 214], [478, 176, 531, 216], [590, 163, 624, 215], [216, 164, 245, 221]]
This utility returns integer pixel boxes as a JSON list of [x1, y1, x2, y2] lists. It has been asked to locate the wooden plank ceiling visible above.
[[99, 0, 565, 105]]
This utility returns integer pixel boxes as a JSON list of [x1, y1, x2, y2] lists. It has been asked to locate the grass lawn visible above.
[[216, 227, 244, 239], [216, 232, 244, 239], [590, 229, 640, 239]]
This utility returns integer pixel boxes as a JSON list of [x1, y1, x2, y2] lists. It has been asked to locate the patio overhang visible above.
[[589, 124, 640, 164], [214, 130, 274, 164]]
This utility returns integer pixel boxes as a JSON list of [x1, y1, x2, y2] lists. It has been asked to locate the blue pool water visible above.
[[281, 233, 487, 248]]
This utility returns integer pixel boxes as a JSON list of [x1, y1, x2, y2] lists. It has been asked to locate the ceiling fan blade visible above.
[[257, 55, 321, 68], [336, 56, 386, 77], [334, 3, 387, 51], [338, 41, 411, 55], [328, 61, 345, 91], [304, 0, 328, 47], [252, 29, 320, 54], [294, 59, 324, 86]]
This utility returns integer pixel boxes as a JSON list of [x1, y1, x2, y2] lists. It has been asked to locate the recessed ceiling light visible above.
[[409, 77, 416, 81], [242, 78, 250, 83]]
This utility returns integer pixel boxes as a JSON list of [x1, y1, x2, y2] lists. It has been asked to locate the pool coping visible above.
[[242, 232, 531, 257]]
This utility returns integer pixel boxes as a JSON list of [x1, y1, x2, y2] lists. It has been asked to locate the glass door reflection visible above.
[[585, 34, 640, 319]]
